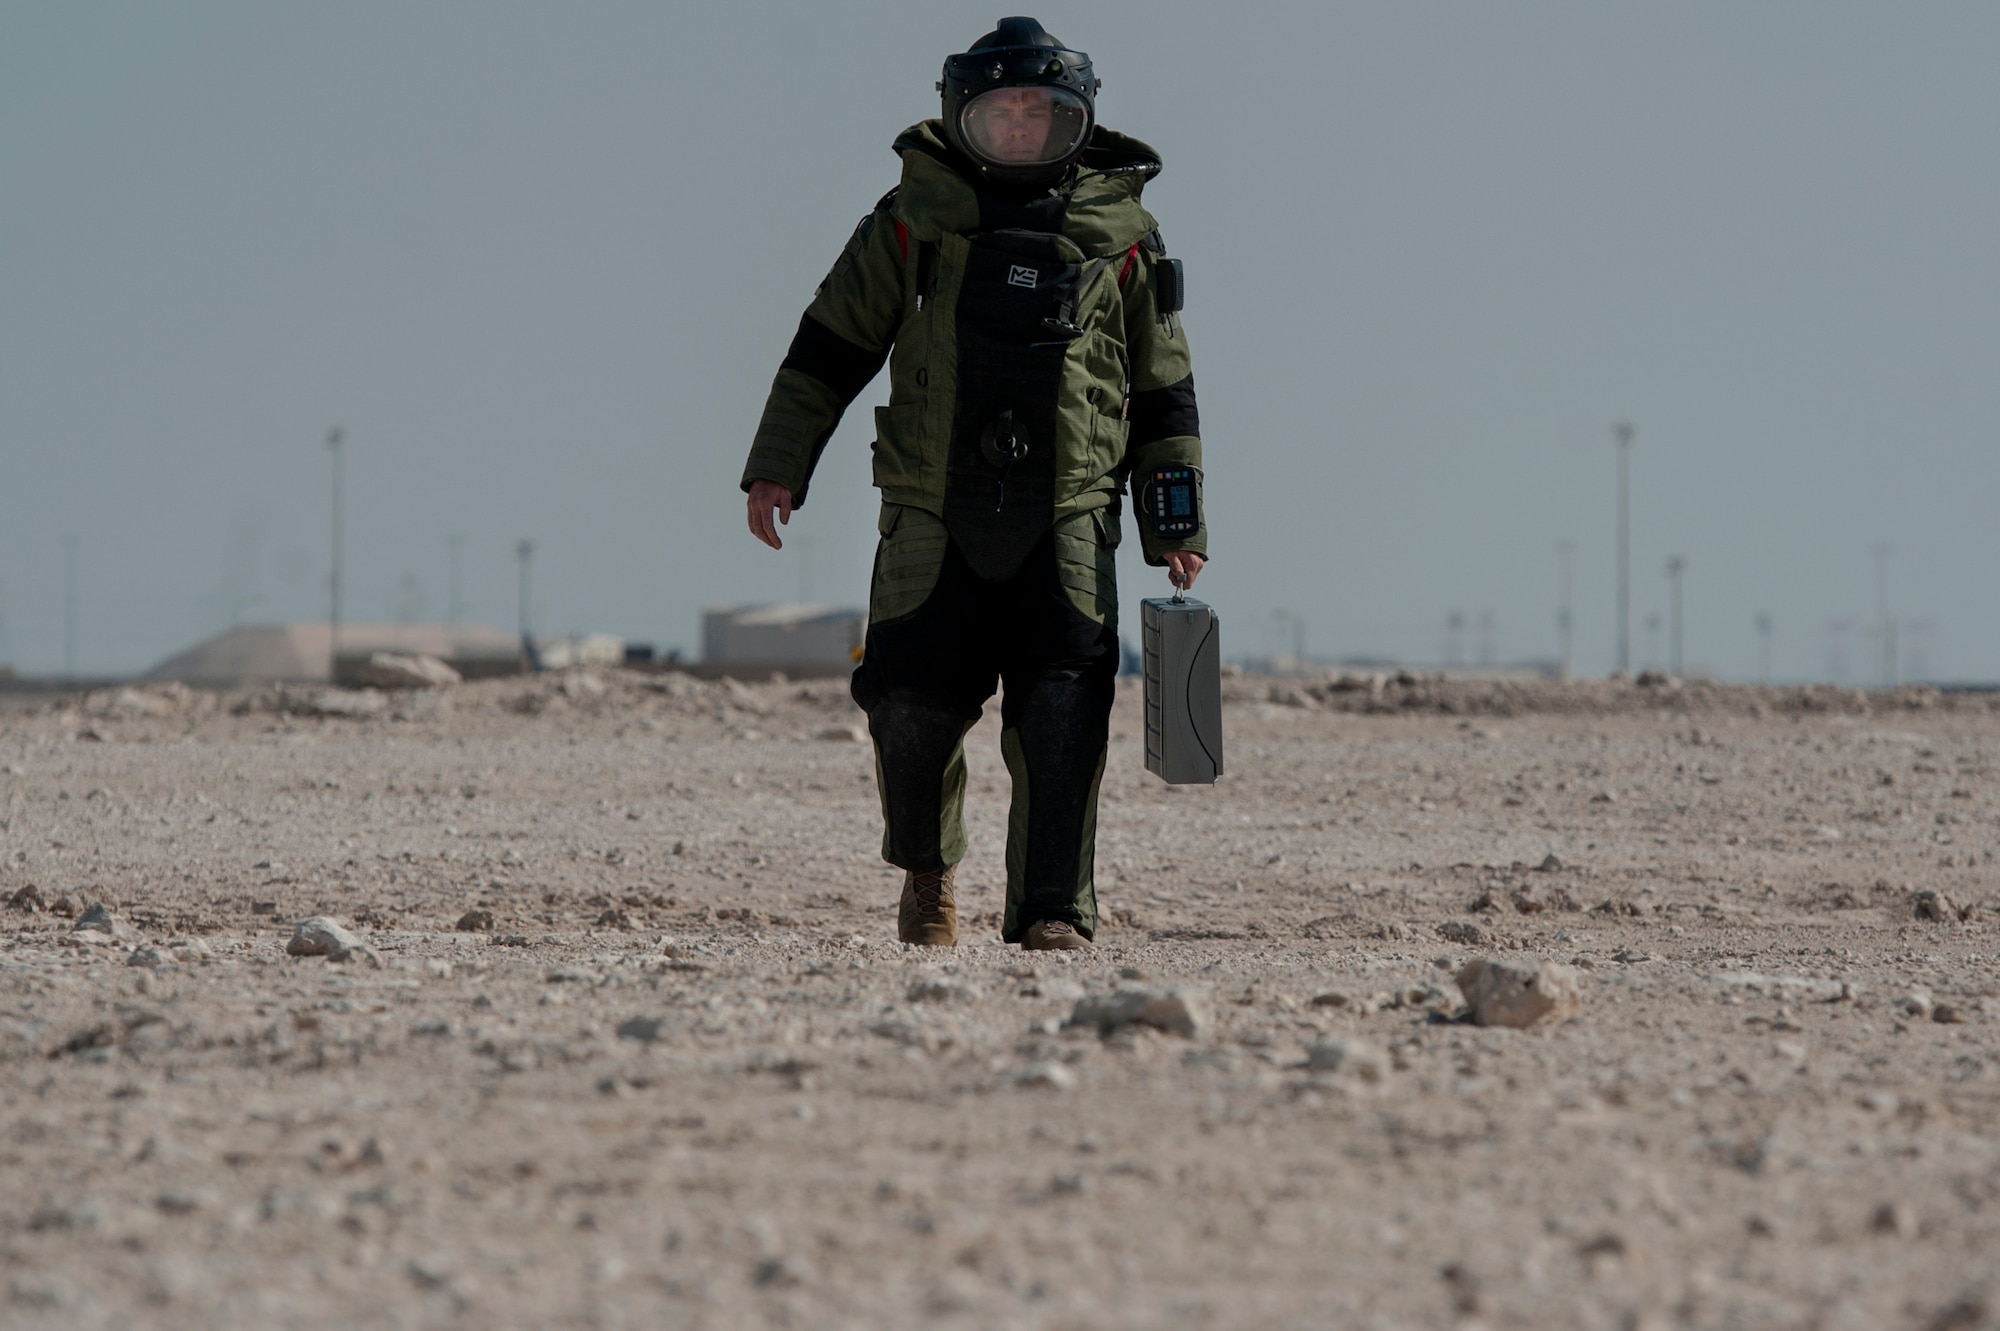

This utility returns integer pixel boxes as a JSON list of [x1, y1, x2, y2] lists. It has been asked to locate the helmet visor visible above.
[[958, 86, 1089, 168]]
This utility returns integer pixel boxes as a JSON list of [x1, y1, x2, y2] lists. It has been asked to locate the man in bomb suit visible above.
[[743, 17, 1207, 950]]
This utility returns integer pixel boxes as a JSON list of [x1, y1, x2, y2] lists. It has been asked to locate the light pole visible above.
[[1666, 555, 1685, 678], [447, 535, 467, 624], [515, 539, 535, 663], [61, 534, 79, 678], [1556, 539, 1574, 681], [326, 426, 345, 677], [1613, 422, 1634, 675], [1873, 543, 1895, 687]]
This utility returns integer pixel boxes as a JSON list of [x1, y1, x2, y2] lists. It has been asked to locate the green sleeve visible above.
[[1122, 244, 1206, 565], [741, 206, 907, 506]]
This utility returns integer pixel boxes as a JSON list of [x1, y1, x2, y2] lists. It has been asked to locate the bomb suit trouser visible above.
[[851, 505, 1120, 943]]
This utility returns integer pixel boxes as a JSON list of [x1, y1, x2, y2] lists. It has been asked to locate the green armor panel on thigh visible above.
[[1052, 508, 1121, 628], [869, 503, 951, 625]]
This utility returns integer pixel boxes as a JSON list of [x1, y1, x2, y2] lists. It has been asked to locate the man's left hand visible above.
[[1163, 551, 1205, 592]]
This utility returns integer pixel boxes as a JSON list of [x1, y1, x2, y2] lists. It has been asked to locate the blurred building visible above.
[[142, 622, 521, 686], [701, 604, 863, 677]]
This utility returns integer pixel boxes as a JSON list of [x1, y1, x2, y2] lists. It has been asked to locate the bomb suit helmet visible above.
[[939, 16, 1098, 190]]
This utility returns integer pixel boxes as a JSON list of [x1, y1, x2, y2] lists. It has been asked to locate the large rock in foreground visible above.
[[1069, 985, 1211, 1039], [1454, 957, 1582, 1028], [286, 916, 381, 967]]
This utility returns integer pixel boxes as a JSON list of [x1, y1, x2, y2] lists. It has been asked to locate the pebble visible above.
[[1911, 890, 1967, 923], [455, 910, 495, 931], [1454, 957, 1583, 1029], [71, 903, 139, 945], [1303, 1037, 1388, 1082], [126, 946, 169, 969], [1006, 1061, 1077, 1091], [167, 937, 214, 963], [1704, 972, 1853, 1003], [614, 1016, 671, 1043], [1870, 1201, 1918, 1238], [1069, 985, 1211, 1039], [1436, 921, 1485, 946], [906, 978, 978, 1003], [284, 916, 381, 967], [868, 1015, 947, 1051], [1023, 977, 1086, 1002]]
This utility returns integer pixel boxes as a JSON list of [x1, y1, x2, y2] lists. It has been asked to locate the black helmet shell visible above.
[[939, 17, 1099, 190]]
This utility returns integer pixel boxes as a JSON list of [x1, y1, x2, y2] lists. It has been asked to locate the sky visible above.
[[3, 1, 1995, 682]]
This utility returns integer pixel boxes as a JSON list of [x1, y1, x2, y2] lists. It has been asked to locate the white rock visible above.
[[1704, 972, 1854, 1003], [1895, 990, 1935, 1021], [296, 688, 389, 719], [166, 937, 214, 962], [906, 978, 978, 1003], [868, 1015, 949, 1051], [1006, 1061, 1077, 1091], [1069, 985, 1211, 1039], [361, 652, 462, 689], [285, 916, 381, 967], [1454, 957, 1582, 1029]]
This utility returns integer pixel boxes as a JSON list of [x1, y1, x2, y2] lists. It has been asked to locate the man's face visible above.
[[963, 86, 1058, 163]]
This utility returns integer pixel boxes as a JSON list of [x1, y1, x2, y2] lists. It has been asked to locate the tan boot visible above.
[[1021, 919, 1092, 951], [898, 866, 958, 946]]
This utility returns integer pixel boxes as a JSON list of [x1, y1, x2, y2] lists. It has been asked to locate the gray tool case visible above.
[[1140, 595, 1224, 784]]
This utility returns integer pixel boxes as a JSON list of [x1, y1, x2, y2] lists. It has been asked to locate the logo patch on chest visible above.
[[1006, 265, 1040, 289]]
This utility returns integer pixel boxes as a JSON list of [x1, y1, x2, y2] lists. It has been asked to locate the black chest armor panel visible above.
[[943, 214, 1108, 583]]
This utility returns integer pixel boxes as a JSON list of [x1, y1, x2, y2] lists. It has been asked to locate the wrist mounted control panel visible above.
[[1141, 466, 1202, 539]]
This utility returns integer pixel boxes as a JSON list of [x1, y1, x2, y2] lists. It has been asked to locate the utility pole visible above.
[[1556, 540, 1574, 681], [515, 539, 535, 666], [61, 535, 79, 678], [1874, 543, 1896, 687], [447, 535, 467, 624], [1269, 608, 1305, 672], [1755, 611, 1773, 684], [326, 426, 345, 677], [1613, 422, 1634, 675], [1666, 555, 1686, 678]]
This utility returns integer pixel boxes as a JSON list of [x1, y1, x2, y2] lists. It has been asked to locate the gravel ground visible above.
[[2, 670, 1998, 1330]]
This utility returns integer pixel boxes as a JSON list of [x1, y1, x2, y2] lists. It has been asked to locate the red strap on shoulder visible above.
[[1117, 241, 1141, 285], [894, 219, 910, 264]]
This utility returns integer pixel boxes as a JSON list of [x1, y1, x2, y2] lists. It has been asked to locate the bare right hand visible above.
[[746, 480, 794, 550]]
